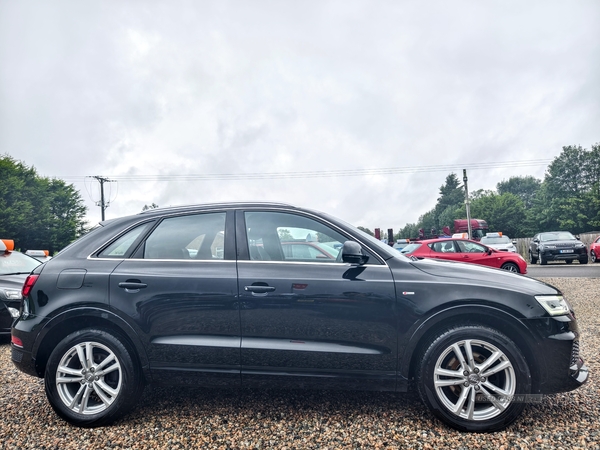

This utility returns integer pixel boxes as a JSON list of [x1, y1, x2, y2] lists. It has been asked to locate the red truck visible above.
[[416, 219, 489, 241], [451, 219, 489, 240]]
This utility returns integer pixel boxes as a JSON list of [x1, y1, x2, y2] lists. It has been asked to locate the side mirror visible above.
[[341, 241, 368, 265], [512, 240, 517, 245], [533, 238, 539, 243]]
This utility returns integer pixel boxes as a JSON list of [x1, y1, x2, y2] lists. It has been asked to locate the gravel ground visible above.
[[1, 277, 598, 449]]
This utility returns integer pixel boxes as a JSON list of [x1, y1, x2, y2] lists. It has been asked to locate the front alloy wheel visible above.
[[592, 250, 598, 263], [501, 262, 519, 273], [45, 329, 144, 427], [417, 326, 530, 432]]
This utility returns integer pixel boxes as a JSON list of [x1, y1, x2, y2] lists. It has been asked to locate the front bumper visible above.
[[525, 314, 589, 394], [540, 248, 587, 261]]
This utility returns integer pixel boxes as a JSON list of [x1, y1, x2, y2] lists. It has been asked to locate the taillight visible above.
[[11, 335, 23, 348], [22, 274, 39, 297]]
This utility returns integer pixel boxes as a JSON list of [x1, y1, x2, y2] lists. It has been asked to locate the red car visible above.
[[590, 236, 600, 263], [401, 238, 528, 274]]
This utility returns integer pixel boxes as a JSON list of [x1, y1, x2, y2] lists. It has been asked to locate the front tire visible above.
[[592, 250, 598, 263], [416, 325, 531, 432], [500, 262, 520, 273], [528, 251, 537, 265], [579, 257, 588, 264], [539, 254, 547, 265], [45, 329, 144, 427]]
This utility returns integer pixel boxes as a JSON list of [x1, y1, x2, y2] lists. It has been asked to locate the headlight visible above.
[[7, 307, 20, 319], [535, 295, 570, 316], [575, 243, 585, 248], [3, 289, 22, 300]]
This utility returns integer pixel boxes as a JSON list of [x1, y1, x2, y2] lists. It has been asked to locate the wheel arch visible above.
[[32, 308, 151, 382], [402, 305, 542, 393]]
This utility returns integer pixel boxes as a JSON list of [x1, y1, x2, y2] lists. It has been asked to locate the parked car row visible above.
[[395, 231, 599, 266]]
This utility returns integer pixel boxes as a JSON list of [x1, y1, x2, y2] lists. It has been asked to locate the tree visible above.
[[0, 155, 87, 253], [357, 226, 375, 236], [434, 174, 464, 230], [497, 176, 541, 210], [461, 192, 527, 237], [535, 144, 600, 234]]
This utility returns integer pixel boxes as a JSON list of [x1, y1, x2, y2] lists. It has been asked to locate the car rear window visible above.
[[0, 251, 41, 275]]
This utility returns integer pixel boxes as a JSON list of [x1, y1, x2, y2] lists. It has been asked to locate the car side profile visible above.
[[401, 237, 528, 274], [529, 231, 588, 265], [11, 203, 587, 432]]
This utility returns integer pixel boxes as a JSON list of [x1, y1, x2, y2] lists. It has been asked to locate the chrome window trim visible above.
[[87, 205, 390, 265]]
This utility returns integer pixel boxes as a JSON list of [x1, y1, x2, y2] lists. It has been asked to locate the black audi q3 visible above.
[[11, 203, 588, 431]]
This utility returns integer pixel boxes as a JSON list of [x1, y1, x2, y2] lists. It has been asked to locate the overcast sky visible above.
[[1, 1, 599, 230]]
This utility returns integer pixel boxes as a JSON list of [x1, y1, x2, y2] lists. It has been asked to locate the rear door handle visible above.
[[244, 285, 276, 294]]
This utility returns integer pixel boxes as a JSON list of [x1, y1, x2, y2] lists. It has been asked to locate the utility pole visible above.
[[92, 176, 113, 221], [463, 169, 472, 240]]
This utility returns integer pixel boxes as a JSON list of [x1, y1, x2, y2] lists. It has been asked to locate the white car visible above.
[[480, 233, 517, 252]]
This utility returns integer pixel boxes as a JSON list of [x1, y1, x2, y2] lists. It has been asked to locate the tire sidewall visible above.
[[45, 328, 141, 427], [417, 326, 531, 432]]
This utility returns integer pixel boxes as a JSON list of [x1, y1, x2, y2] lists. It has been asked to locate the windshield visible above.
[[481, 236, 510, 245], [0, 251, 41, 275], [540, 232, 576, 242]]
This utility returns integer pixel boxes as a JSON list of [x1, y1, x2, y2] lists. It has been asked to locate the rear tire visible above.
[[416, 325, 531, 432], [44, 329, 144, 427]]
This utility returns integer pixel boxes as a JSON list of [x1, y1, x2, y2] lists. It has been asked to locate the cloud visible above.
[[1, 0, 598, 228]]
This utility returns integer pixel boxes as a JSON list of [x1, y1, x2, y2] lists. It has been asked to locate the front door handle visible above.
[[244, 285, 276, 294], [118, 281, 148, 290]]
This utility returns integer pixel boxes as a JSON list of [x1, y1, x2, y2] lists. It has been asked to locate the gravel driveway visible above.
[[1, 277, 598, 449]]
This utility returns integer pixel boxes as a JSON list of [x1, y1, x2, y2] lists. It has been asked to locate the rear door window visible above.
[[142, 213, 226, 260]]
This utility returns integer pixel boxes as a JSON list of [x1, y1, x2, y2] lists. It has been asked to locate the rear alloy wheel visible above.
[[528, 251, 537, 265], [45, 329, 144, 427], [500, 263, 520, 273], [417, 326, 531, 432], [592, 250, 598, 263]]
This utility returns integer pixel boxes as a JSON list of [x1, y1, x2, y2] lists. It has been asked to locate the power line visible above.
[[59, 159, 552, 183]]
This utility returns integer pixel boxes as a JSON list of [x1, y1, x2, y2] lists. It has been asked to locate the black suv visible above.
[[11, 203, 588, 432], [529, 231, 588, 265]]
